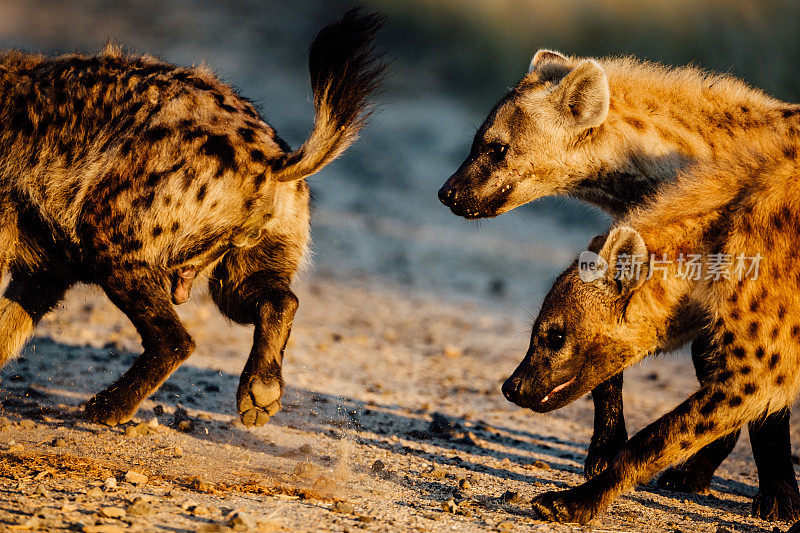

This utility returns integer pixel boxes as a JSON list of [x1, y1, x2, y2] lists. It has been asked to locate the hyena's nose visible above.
[[438, 183, 458, 207], [501, 376, 520, 403]]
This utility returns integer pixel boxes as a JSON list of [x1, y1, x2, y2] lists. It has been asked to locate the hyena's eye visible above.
[[486, 142, 508, 162], [543, 326, 566, 351]]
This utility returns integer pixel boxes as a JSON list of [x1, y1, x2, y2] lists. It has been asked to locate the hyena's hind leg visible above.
[[84, 273, 195, 425], [0, 267, 72, 369], [209, 237, 302, 427], [749, 408, 800, 521]]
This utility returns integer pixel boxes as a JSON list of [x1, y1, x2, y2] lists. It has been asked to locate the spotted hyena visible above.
[[0, 10, 385, 428], [438, 49, 799, 517], [503, 128, 800, 522]]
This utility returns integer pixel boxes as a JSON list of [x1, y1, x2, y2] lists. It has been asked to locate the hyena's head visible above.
[[503, 227, 660, 412], [439, 50, 611, 218]]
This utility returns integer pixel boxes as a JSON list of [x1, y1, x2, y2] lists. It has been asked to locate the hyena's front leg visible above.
[[658, 334, 740, 493], [585, 372, 627, 479], [750, 408, 800, 521], [210, 245, 300, 427], [84, 274, 195, 426], [532, 380, 768, 524]]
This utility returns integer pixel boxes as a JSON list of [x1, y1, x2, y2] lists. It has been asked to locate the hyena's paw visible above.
[[84, 391, 138, 426], [237, 375, 282, 427], [752, 486, 800, 522], [585, 438, 625, 479], [531, 489, 596, 525], [656, 465, 712, 495]]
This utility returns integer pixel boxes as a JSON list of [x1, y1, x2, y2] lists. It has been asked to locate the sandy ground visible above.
[[0, 271, 797, 532], [0, 2, 799, 532]]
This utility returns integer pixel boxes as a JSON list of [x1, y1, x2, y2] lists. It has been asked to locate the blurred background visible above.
[[1, 0, 797, 307]]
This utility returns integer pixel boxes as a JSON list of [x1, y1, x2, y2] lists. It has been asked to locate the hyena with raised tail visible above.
[[504, 132, 800, 522], [439, 49, 799, 518], [0, 9, 385, 428]]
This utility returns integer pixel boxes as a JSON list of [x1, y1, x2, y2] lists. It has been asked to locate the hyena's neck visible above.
[[575, 60, 796, 219]]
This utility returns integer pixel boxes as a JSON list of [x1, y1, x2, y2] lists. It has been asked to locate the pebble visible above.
[[443, 345, 463, 358], [500, 491, 524, 504], [51, 437, 68, 447], [227, 511, 256, 529], [103, 477, 117, 490], [458, 478, 472, 490], [190, 504, 212, 516], [442, 499, 458, 513], [496, 521, 514, 531], [532, 460, 551, 470], [98, 506, 126, 519], [126, 497, 153, 516], [86, 487, 103, 498], [177, 420, 195, 432], [332, 501, 355, 514], [124, 471, 147, 485], [371, 460, 385, 473]]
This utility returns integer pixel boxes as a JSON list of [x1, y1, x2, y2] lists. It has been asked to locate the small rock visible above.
[[51, 437, 68, 447], [32, 506, 53, 518], [98, 506, 126, 519], [86, 487, 103, 498], [19, 419, 36, 429], [228, 511, 256, 529], [124, 471, 147, 485], [12, 516, 41, 530], [147, 417, 159, 428], [153, 405, 165, 416], [103, 477, 117, 490], [177, 420, 194, 432], [126, 497, 153, 516], [443, 345, 462, 358], [82, 525, 126, 533], [190, 504, 211, 516], [500, 491, 523, 504], [371, 460, 385, 473], [496, 521, 514, 531], [332, 501, 355, 514], [172, 446, 184, 458], [532, 460, 551, 470], [442, 499, 458, 513], [458, 478, 472, 490]]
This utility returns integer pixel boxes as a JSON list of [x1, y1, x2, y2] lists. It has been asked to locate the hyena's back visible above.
[[0, 46, 286, 275]]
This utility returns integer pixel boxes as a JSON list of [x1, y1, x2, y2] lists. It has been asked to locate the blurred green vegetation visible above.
[[366, 0, 800, 110]]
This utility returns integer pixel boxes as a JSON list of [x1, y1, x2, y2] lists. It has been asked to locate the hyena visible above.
[[502, 131, 800, 523], [0, 10, 385, 428], [438, 49, 799, 517]]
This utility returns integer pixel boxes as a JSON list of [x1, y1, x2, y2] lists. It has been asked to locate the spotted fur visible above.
[[441, 49, 799, 512], [0, 9, 385, 427], [507, 132, 800, 523]]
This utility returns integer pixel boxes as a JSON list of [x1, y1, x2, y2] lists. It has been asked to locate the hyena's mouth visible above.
[[534, 375, 582, 412]]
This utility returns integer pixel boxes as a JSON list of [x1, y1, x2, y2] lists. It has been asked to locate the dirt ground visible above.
[[0, 271, 796, 533]]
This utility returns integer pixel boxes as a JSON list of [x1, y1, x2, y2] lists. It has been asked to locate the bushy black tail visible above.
[[273, 8, 386, 182]]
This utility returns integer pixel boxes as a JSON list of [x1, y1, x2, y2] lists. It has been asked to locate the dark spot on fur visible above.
[[771, 326, 780, 339], [700, 391, 726, 416], [728, 396, 742, 407], [740, 365, 752, 375], [196, 184, 207, 202], [250, 149, 265, 163], [721, 331, 734, 346], [748, 321, 759, 337], [171, 221, 180, 233], [776, 374, 786, 386], [144, 125, 170, 143], [755, 347, 765, 360], [743, 383, 757, 395], [152, 225, 163, 237], [238, 127, 255, 143], [778, 305, 787, 320], [769, 352, 780, 369], [731, 346, 746, 360], [718, 370, 733, 383], [201, 134, 237, 173], [694, 421, 714, 435]]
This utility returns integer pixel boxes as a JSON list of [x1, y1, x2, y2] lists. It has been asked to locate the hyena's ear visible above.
[[552, 59, 609, 129], [598, 226, 649, 294], [528, 49, 569, 73]]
